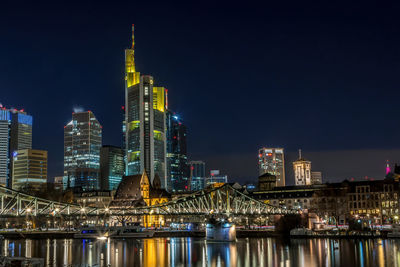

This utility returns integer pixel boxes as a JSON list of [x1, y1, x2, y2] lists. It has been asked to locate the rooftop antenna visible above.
[[131, 24, 135, 50], [299, 149, 302, 159]]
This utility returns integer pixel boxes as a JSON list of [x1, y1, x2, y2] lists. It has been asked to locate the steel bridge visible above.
[[0, 184, 298, 218]]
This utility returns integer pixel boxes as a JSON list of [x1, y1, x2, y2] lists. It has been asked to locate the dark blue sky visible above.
[[1, 0, 400, 184]]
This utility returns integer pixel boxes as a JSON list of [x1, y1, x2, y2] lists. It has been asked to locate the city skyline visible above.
[[2, 1, 400, 184]]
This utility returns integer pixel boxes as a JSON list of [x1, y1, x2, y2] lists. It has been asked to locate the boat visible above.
[[111, 225, 155, 238], [290, 228, 314, 237], [74, 226, 112, 239]]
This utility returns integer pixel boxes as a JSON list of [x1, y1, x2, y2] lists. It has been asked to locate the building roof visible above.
[[114, 174, 146, 200], [149, 188, 171, 199]]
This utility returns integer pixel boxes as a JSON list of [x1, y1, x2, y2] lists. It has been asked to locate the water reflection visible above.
[[2, 237, 400, 266]]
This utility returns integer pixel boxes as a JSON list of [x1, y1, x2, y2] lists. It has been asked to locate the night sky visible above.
[[1, 1, 400, 185]]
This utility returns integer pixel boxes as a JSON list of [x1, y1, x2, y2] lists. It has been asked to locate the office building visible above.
[[205, 170, 228, 187], [293, 150, 312, 186], [124, 25, 167, 187], [0, 109, 11, 186], [166, 111, 188, 192], [258, 147, 285, 187], [311, 171, 322, 185], [64, 111, 102, 191], [189, 161, 206, 191], [100, 145, 125, 190], [0, 106, 32, 187], [10, 110, 32, 153], [12, 149, 47, 193]]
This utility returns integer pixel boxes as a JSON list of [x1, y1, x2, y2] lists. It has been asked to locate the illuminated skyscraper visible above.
[[64, 111, 102, 191], [100, 145, 125, 190], [293, 150, 312, 186], [189, 161, 206, 191], [0, 106, 32, 187], [0, 109, 11, 186], [12, 149, 47, 193], [124, 25, 167, 187], [258, 148, 285, 187], [166, 111, 188, 192]]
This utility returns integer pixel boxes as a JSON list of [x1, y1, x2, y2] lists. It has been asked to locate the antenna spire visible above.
[[299, 149, 302, 159], [131, 24, 135, 50]]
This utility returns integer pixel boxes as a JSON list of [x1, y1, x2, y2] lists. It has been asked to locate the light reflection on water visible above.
[[2, 237, 400, 266]]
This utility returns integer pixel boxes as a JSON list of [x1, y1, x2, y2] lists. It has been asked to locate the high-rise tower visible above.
[[125, 25, 167, 187], [100, 145, 125, 190], [0, 106, 32, 187], [64, 111, 102, 191], [12, 149, 47, 193], [166, 111, 188, 192], [0, 109, 11, 186], [258, 148, 285, 187]]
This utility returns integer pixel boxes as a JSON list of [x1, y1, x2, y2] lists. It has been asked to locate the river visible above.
[[3, 237, 400, 266]]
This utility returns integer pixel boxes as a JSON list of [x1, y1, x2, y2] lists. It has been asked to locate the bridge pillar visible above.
[[206, 219, 236, 242]]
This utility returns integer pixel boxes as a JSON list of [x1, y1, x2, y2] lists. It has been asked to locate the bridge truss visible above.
[[0, 184, 298, 218]]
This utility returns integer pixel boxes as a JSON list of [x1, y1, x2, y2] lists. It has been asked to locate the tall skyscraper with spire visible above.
[[124, 25, 167, 188]]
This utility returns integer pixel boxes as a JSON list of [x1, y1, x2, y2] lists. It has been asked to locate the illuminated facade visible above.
[[12, 149, 47, 193], [112, 172, 170, 227], [64, 111, 102, 191], [124, 25, 167, 187], [189, 161, 206, 191], [258, 147, 285, 187], [166, 111, 188, 192], [293, 150, 312, 186], [0, 110, 11, 186], [0, 106, 32, 187], [100, 145, 125, 190]]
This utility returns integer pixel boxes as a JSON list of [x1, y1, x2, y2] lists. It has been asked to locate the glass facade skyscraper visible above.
[[0, 106, 33, 187], [125, 25, 167, 187], [166, 111, 188, 192], [189, 161, 206, 191], [100, 145, 125, 190], [64, 111, 102, 191], [0, 109, 11, 186], [258, 148, 285, 187]]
